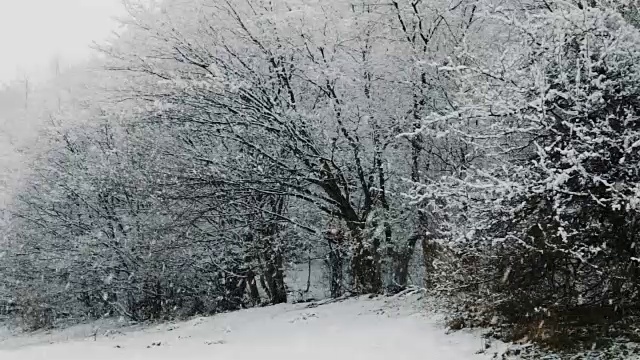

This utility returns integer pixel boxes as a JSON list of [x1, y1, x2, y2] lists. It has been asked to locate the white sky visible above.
[[0, 0, 125, 85]]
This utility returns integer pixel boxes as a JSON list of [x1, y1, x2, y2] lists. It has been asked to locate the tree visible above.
[[101, 0, 474, 294]]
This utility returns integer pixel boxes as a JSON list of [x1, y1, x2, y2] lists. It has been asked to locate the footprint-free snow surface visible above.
[[0, 293, 505, 360]]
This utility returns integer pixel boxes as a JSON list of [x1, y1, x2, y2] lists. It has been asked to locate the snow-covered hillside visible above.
[[0, 293, 506, 360]]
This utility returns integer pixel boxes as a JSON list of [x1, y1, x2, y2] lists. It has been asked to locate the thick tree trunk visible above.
[[329, 253, 343, 298], [352, 245, 382, 294], [393, 260, 409, 289], [262, 250, 287, 304], [391, 234, 420, 288], [224, 272, 247, 310], [350, 228, 382, 294]]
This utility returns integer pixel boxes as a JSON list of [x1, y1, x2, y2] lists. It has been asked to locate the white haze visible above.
[[0, 0, 124, 206], [0, 0, 124, 85]]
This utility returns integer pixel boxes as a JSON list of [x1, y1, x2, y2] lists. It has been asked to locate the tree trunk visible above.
[[327, 242, 344, 298], [259, 274, 271, 301], [325, 228, 346, 298], [224, 272, 246, 311], [350, 228, 382, 294], [352, 246, 382, 294], [305, 256, 312, 294], [255, 195, 288, 305], [262, 250, 287, 304], [421, 236, 438, 288], [391, 234, 420, 288], [245, 269, 261, 306]]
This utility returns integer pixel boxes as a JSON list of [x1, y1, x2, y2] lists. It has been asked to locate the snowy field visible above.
[[0, 293, 507, 360]]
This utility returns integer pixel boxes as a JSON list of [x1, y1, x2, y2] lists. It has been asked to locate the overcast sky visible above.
[[0, 0, 124, 85]]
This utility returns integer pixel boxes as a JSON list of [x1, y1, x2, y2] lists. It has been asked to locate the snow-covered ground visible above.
[[0, 292, 507, 360]]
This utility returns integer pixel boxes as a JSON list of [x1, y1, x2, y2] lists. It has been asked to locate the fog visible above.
[[0, 0, 124, 205]]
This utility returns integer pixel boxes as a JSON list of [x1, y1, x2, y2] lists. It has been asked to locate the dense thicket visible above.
[[2, 0, 640, 352], [409, 2, 640, 348]]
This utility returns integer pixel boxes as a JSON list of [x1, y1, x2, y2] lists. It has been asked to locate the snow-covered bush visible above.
[[410, 3, 640, 346]]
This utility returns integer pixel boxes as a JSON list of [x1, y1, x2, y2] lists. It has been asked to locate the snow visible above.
[[0, 293, 506, 360]]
